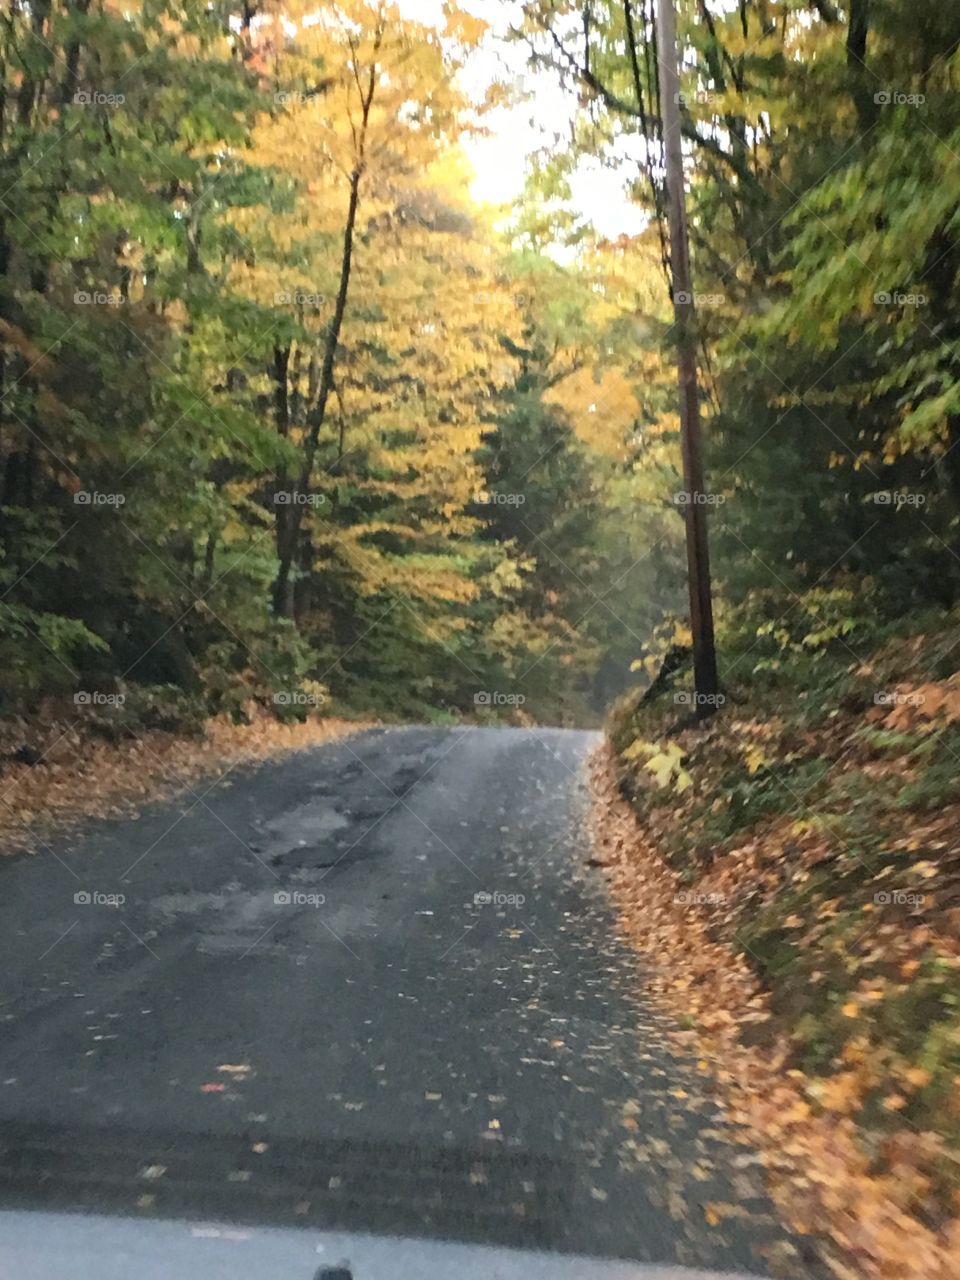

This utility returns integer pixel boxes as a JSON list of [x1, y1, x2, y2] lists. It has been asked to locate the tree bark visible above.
[[272, 20, 383, 618], [655, 0, 720, 712]]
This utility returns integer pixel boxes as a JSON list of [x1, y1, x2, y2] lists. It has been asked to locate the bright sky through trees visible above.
[[398, 0, 646, 235]]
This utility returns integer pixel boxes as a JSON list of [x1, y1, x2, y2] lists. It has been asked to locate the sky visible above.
[[398, 0, 646, 238]]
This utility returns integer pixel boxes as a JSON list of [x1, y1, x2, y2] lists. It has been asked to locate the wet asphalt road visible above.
[[0, 727, 805, 1275]]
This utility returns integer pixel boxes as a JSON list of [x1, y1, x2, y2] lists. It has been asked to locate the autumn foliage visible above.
[[602, 609, 960, 1279], [0, 0, 678, 732]]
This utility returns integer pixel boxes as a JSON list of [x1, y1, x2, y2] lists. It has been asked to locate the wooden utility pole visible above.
[[654, 0, 720, 712]]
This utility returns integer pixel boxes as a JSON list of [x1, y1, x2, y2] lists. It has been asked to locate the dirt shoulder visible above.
[[0, 712, 368, 854], [590, 620, 960, 1279]]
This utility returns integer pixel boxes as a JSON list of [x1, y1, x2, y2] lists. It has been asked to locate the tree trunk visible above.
[[272, 19, 382, 619], [271, 344, 294, 616], [273, 149, 364, 617]]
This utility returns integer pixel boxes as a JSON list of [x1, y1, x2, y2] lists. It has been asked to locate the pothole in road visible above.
[[258, 800, 352, 850], [271, 835, 387, 872]]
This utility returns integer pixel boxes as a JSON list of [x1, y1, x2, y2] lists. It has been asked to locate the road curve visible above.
[[0, 726, 807, 1274]]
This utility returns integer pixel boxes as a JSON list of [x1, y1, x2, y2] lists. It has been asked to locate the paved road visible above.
[[0, 727, 808, 1275]]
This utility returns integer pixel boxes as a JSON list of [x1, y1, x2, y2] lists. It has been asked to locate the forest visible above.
[[0, 0, 958, 732], [0, 0, 682, 733]]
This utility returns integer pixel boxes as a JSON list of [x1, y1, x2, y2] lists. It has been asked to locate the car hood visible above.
[[0, 1209, 764, 1280]]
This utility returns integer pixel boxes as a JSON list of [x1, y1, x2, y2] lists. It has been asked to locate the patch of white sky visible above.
[[397, 0, 646, 239]]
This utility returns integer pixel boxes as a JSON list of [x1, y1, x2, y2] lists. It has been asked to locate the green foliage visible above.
[[0, 0, 676, 731], [520, 0, 960, 644], [894, 726, 960, 812]]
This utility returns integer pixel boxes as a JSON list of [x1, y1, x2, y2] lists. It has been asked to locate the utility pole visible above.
[[654, 0, 720, 713]]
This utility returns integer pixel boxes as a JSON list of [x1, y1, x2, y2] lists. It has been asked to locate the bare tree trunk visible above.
[[273, 169, 361, 617], [273, 19, 383, 618], [271, 344, 293, 616]]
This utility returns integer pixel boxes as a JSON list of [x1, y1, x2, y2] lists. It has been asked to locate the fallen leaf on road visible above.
[[705, 1201, 749, 1225]]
